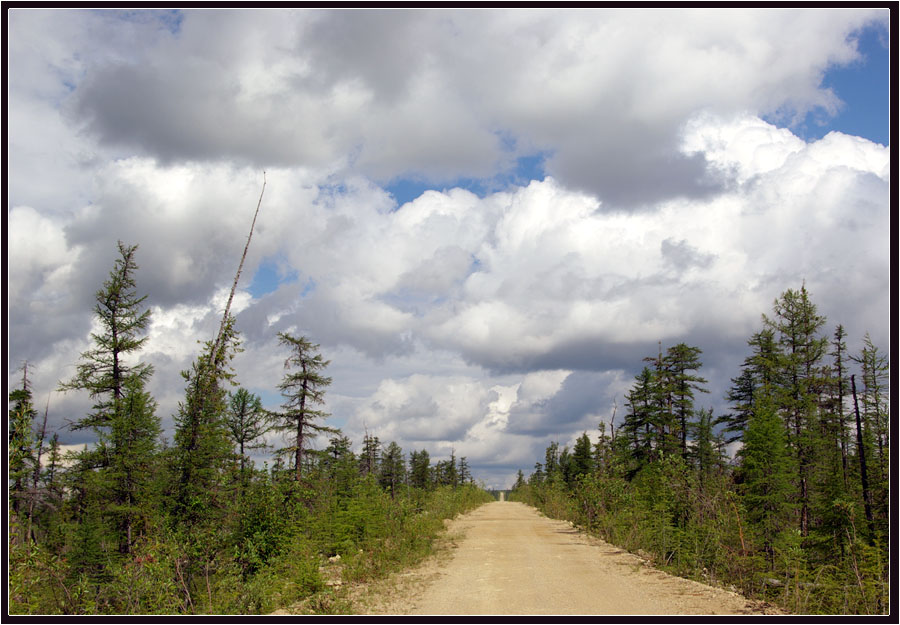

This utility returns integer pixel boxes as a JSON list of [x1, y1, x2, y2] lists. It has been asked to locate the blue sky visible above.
[[8, 9, 891, 488], [788, 21, 890, 146]]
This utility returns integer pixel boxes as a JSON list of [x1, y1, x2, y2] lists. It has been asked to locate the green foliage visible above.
[[378, 441, 406, 499], [738, 391, 794, 564], [225, 387, 272, 477], [59, 242, 153, 430], [16, 251, 887, 618], [273, 332, 334, 481], [172, 314, 240, 527], [408, 449, 431, 490], [514, 285, 888, 615], [9, 370, 37, 524]]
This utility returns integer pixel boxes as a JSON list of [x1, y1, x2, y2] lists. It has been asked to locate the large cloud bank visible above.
[[7, 9, 890, 487]]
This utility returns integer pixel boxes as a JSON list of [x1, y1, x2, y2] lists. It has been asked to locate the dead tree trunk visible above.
[[851, 374, 875, 544]]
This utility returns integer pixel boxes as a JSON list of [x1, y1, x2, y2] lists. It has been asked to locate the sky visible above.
[[6, 8, 892, 489]]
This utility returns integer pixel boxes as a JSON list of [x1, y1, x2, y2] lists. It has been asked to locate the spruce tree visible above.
[[543, 441, 560, 483], [39, 432, 66, 550], [9, 365, 37, 539], [409, 449, 431, 489], [690, 407, 723, 480], [571, 432, 594, 482], [379, 441, 406, 499], [850, 374, 876, 543], [446, 449, 459, 487], [623, 367, 656, 471], [738, 392, 794, 567], [324, 435, 357, 496], [458, 456, 472, 484], [827, 325, 851, 487], [109, 376, 161, 552], [359, 432, 382, 477], [513, 469, 526, 490]]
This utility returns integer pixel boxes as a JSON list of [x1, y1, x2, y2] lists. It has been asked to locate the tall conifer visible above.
[[274, 333, 334, 482], [58, 242, 157, 555]]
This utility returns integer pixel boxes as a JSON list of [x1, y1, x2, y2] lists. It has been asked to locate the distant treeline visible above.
[[510, 284, 889, 615]]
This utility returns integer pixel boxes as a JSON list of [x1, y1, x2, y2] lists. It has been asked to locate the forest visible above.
[[8, 241, 492, 615], [7, 238, 890, 615], [510, 284, 889, 615]]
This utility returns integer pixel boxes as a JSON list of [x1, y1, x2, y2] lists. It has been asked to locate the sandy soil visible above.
[[354, 501, 782, 616]]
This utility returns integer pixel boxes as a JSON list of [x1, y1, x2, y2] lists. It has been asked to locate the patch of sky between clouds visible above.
[[247, 256, 307, 299], [158, 9, 184, 35], [99, 8, 184, 34], [765, 22, 889, 146], [385, 151, 552, 207]]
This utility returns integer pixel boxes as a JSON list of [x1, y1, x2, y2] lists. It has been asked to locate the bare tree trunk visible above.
[[210, 172, 267, 370], [26, 395, 50, 543], [295, 363, 308, 482], [851, 375, 875, 544]]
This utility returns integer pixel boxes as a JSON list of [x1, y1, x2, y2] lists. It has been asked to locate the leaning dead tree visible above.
[[210, 171, 267, 369], [177, 171, 267, 482]]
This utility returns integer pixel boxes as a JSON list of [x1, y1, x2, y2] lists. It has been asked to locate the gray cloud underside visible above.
[[68, 8, 885, 208]]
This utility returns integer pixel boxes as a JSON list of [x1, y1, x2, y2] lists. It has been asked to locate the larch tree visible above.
[[664, 343, 709, 460], [170, 315, 241, 608], [273, 332, 334, 482], [623, 367, 656, 472], [644, 345, 678, 457], [60, 242, 153, 427], [225, 387, 272, 479], [852, 332, 889, 522], [718, 329, 782, 444], [172, 315, 240, 526], [827, 325, 851, 487], [763, 284, 828, 537], [58, 241, 158, 555]]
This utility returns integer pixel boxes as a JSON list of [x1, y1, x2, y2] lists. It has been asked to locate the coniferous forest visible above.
[[8, 241, 491, 615], [7, 239, 890, 615], [510, 285, 889, 615]]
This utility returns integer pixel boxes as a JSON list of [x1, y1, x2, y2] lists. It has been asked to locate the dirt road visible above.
[[364, 501, 774, 616]]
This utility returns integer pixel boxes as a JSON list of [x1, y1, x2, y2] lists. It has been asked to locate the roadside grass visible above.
[[270, 484, 493, 615]]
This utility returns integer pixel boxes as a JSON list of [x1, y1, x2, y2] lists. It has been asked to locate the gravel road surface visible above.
[[381, 501, 772, 616]]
